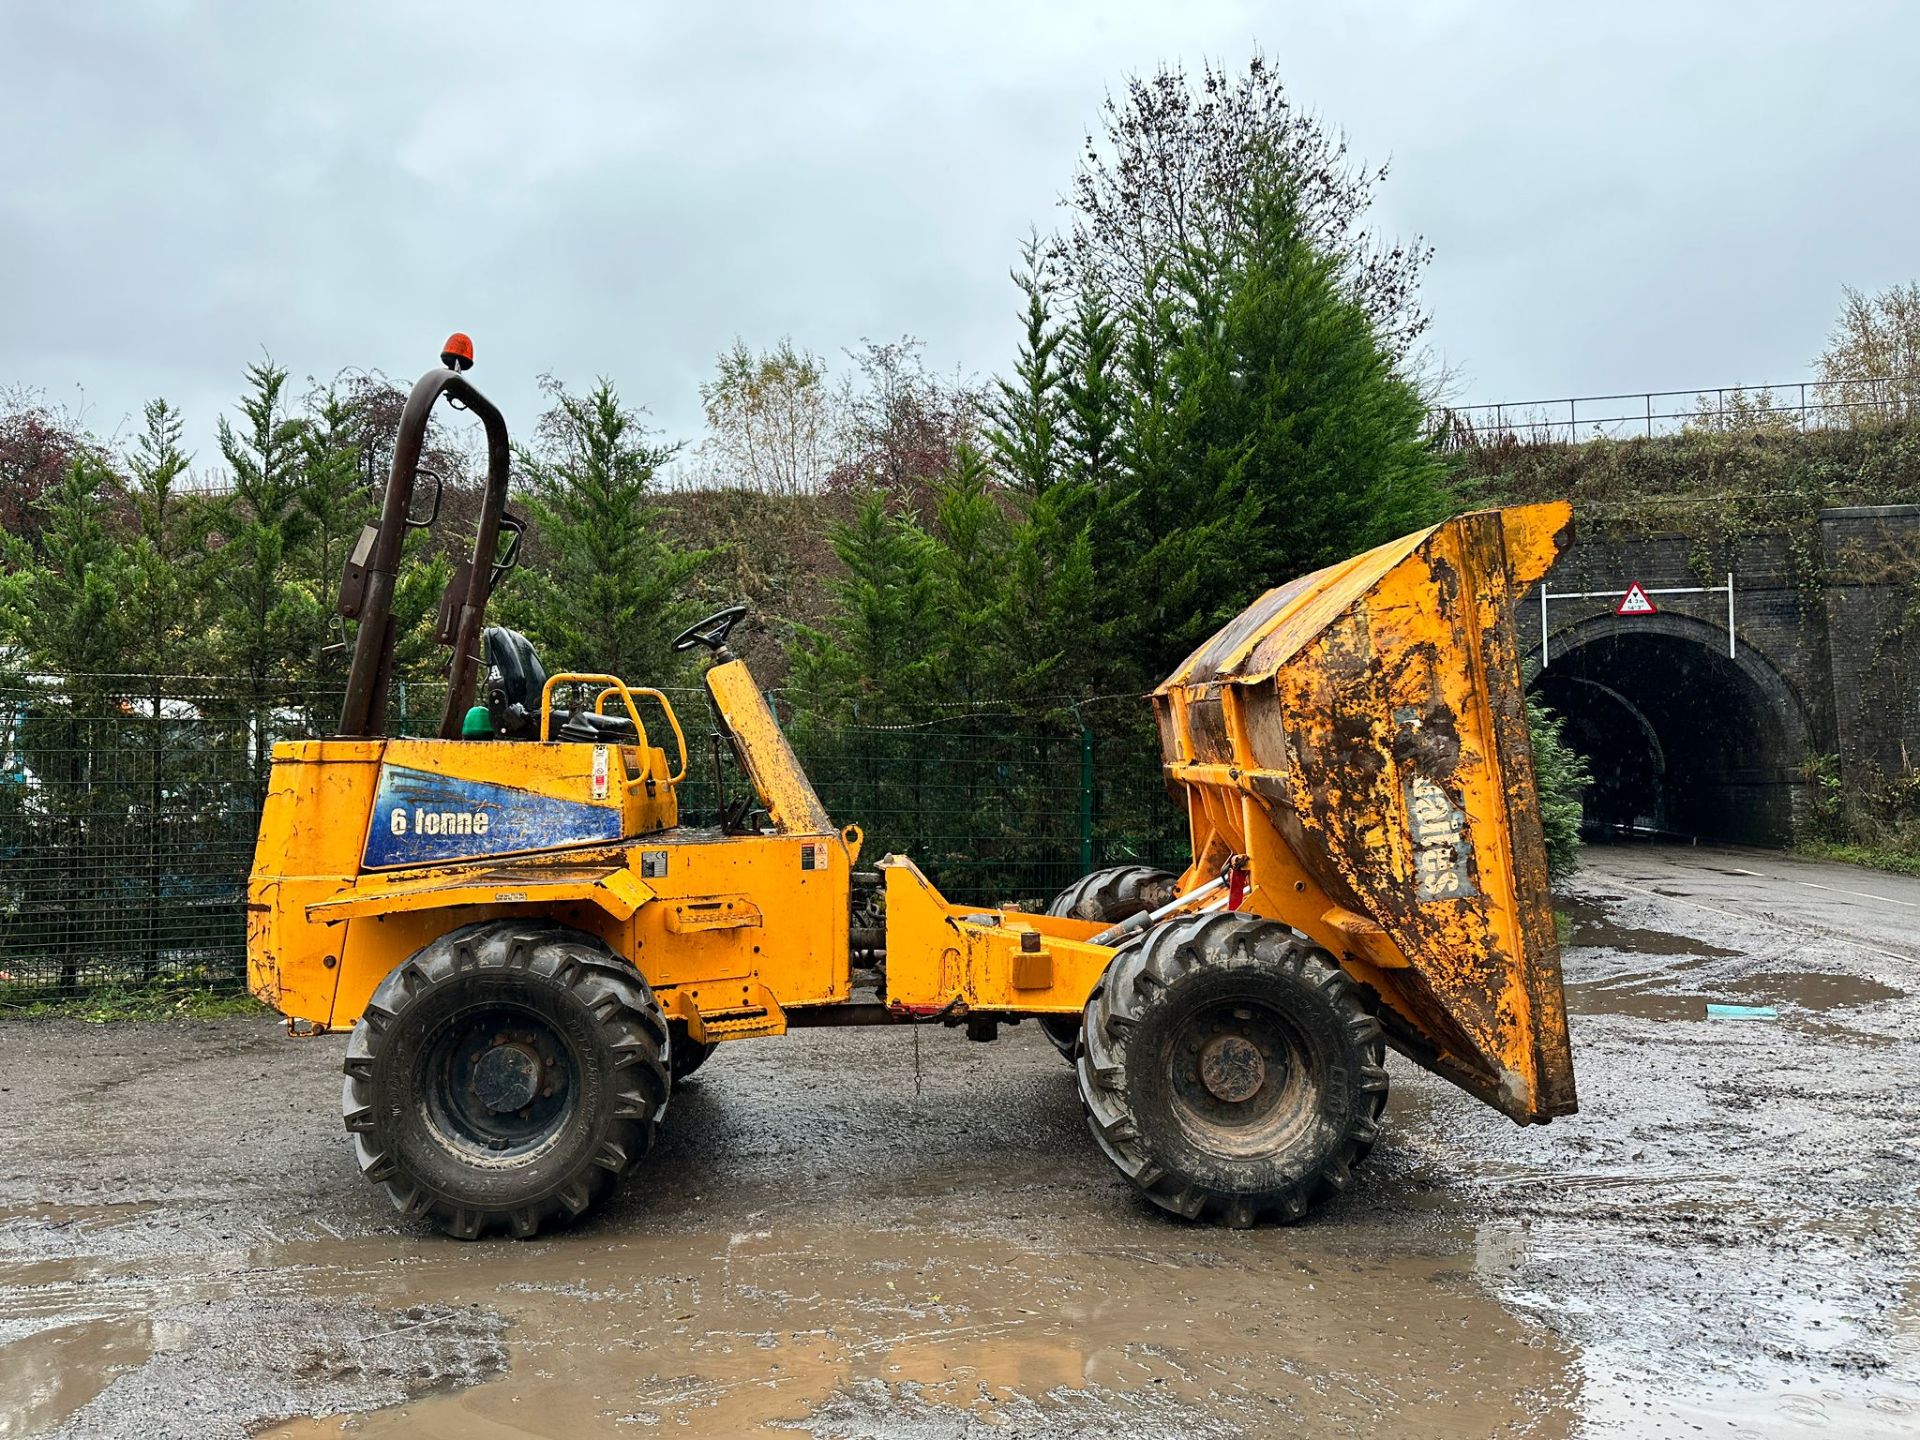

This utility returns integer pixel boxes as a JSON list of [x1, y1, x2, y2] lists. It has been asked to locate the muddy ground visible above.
[[2, 844, 1916, 1438]]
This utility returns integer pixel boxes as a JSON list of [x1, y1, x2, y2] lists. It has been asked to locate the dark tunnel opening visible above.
[[1528, 627, 1807, 847]]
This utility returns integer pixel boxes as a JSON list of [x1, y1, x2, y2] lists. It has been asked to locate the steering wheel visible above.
[[672, 604, 749, 655]]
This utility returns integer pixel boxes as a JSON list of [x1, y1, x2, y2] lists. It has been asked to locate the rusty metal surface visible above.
[[338, 362, 512, 740], [1153, 503, 1578, 1122]]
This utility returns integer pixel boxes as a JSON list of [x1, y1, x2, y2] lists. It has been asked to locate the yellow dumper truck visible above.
[[247, 341, 1576, 1239]]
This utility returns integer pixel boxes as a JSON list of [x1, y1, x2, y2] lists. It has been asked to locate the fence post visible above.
[[1079, 725, 1095, 875]]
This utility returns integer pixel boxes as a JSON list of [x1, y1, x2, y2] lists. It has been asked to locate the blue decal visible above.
[[362, 766, 624, 868]]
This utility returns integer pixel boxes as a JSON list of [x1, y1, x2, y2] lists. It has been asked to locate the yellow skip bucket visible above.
[[1153, 503, 1577, 1123]]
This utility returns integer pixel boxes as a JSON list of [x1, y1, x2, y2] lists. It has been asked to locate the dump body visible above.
[[1153, 503, 1576, 1122]]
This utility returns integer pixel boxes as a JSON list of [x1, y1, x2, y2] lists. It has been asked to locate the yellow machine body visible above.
[[250, 666, 857, 1041], [249, 505, 1575, 1127]]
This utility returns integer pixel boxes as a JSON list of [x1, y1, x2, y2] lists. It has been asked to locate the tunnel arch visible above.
[[1522, 611, 1814, 845]]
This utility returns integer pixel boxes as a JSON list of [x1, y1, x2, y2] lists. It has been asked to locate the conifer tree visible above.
[[0, 452, 135, 991], [988, 239, 1064, 496], [787, 493, 940, 721], [123, 398, 207, 978], [499, 380, 707, 686], [124, 399, 206, 694], [210, 359, 317, 778], [925, 444, 1009, 708], [299, 383, 375, 690], [1058, 285, 1123, 494], [0, 451, 132, 694]]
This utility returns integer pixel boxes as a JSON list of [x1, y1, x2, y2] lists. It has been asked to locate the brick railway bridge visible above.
[[1519, 504, 1917, 845]]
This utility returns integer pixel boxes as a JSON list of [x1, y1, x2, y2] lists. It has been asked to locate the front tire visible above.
[[342, 920, 670, 1240], [1076, 911, 1387, 1227], [1039, 866, 1178, 1059]]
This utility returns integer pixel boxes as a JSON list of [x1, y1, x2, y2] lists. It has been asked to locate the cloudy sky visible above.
[[3, 2, 1915, 466]]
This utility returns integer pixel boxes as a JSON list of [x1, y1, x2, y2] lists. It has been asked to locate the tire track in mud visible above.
[[1393, 845, 1920, 1438]]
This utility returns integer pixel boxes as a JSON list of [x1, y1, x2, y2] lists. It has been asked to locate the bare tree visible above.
[[1817, 282, 1920, 423], [827, 339, 985, 511], [1064, 55, 1432, 361], [697, 339, 845, 496]]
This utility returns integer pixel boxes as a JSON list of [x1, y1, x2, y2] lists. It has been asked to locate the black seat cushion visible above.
[[484, 627, 639, 745], [556, 709, 639, 745]]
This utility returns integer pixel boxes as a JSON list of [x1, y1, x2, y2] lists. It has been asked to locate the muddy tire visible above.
[[1076, 911, 1387, 1227], [668, 1024, 714, 1087], [1038, 866, 1179, 1059], [342, 920, 670, 1240]]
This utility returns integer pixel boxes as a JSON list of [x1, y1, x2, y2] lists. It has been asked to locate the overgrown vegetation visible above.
[[1796, 840, 1920, 878], [1802, 749, 1920, 875], [0, 982, 265, 1023], [1529, 695, 1592, 880]]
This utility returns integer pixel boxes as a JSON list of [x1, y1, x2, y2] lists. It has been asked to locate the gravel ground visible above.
[[1, 844, 1915, 1438]]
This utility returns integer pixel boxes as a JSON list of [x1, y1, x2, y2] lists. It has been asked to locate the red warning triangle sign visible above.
[[1615, 581, 1657, 616]]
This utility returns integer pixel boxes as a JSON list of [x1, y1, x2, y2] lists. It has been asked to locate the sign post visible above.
[[1537, 573, 1734, 667]]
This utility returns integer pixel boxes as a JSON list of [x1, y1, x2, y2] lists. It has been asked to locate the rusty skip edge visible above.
[[1471, 511, 1577, 1120], [1397, 510, 1573, 1122]]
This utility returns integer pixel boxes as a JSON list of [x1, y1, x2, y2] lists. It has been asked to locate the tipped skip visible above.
[[1154, 503, 1578, 1124]]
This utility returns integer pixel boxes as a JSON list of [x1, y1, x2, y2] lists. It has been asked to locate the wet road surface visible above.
[[1, 845, 1916, 1437]]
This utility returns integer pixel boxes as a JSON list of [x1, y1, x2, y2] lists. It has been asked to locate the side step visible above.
[[700, 1007, 785, 1041], [662, 982, 789, 1043]]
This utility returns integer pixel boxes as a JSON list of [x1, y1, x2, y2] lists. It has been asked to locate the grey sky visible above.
[[3, 2, 1915, 468]]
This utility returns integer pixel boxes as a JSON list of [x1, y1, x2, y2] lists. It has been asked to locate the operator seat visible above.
[[481, 627, 637, 744]]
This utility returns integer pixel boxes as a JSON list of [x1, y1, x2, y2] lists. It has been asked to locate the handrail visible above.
[[598, 685, 689, 785], [537, 673, 689, 786]]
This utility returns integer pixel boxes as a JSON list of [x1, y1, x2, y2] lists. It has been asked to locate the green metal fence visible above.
[[0, 682, 1187, 1005]]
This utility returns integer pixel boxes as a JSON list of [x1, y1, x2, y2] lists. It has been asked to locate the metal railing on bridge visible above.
[[1434, 375, 1918, 447]]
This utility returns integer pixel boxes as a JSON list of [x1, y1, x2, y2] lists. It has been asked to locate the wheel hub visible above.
[[1199, 1033, 1267, 1103], [472, 1041, 543, 1113]]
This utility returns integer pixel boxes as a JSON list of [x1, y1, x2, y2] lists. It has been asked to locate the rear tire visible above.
[[342, 920, 670, 1240], [1039, 866, 1178, 1059], [1076, 911, 1387, 1227], [668, 1023, 714, 1087]]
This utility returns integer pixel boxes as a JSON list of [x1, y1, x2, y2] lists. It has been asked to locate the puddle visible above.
[[1733, 969, 1905, 1011], [245, 1221, 1574, 1438], [1559, 895, 1905, 1023], [1567, 965, 1904, 1023], [0, 1316, 152, 1438], [1562, 897, 1740, 958]]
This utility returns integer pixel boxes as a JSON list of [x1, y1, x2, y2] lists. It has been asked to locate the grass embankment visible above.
[[1796, 840, 1920, 878]]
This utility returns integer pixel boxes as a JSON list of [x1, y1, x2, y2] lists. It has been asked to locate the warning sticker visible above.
[[1615, 582, 1657, 616]]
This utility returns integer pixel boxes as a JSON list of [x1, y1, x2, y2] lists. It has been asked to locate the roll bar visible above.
[[337, 346, 513, 739]]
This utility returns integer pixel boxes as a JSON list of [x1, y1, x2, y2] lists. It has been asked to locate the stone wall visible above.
[[1516, 504, 1917, 842]]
